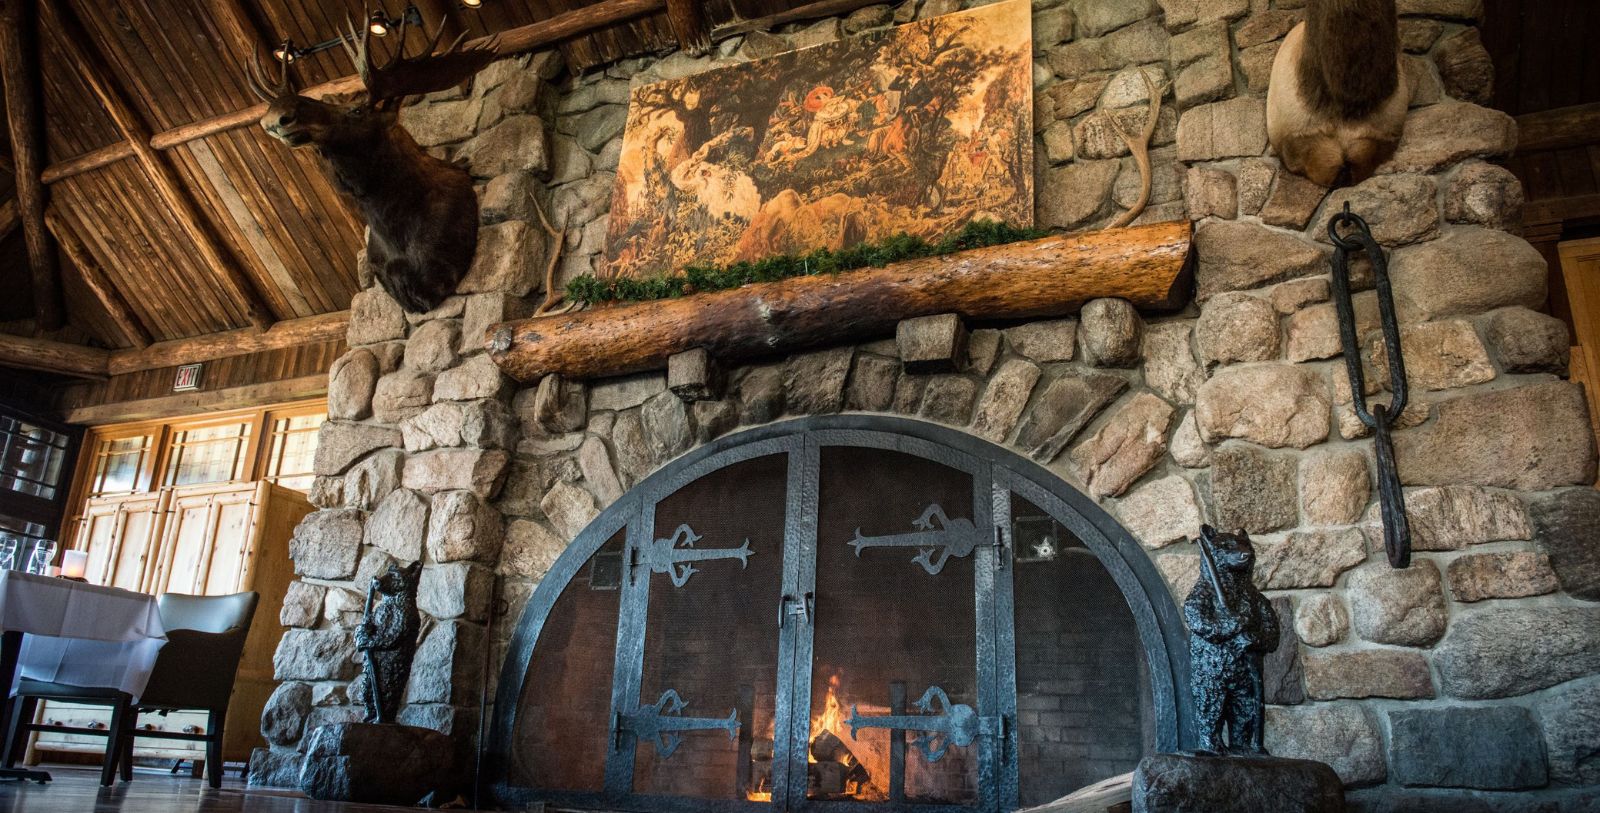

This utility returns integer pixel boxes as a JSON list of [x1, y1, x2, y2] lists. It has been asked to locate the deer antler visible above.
[[532, 194, 575, 316], [1108, 69, 1167, 229], [244, 42, 297, 103], [342, 8, 501, 107]]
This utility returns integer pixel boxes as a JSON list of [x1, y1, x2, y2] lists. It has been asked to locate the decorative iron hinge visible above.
[[614, 689, 740, 758], [848, 504, 981, 575], [844, 686, 1000, 763], [633, 524, 753, 587]]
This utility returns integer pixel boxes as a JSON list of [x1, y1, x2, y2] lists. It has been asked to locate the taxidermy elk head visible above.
[[1266, 0, 1410, 188], [248, 19, 500, 313]]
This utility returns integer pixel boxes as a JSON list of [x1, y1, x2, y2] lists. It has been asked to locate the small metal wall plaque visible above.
[[172, 363, 203, 392]]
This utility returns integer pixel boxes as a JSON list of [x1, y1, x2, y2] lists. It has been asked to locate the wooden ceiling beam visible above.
[[42, 1, 277, 331], [0, 333, 108, 379], [0, 0, 63, 331], [1516, 102, 1600, 153], [666, 0, 711, 55], [39, 0, 668, 185], [711, 0, 886, 41], [44, 209, 154, 349], [106, 309, 348, 376]]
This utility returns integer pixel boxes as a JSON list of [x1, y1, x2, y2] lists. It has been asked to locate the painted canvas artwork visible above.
[[602, 0, 1033, 279]]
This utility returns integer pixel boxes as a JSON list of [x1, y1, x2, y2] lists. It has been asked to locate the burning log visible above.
[[810, 729, 872, 798]]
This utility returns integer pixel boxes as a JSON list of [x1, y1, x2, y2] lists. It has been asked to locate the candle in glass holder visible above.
[[61, 550, 88, 581]]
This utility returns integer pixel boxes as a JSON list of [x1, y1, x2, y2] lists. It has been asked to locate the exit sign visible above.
[[173, 363, 203, 392]]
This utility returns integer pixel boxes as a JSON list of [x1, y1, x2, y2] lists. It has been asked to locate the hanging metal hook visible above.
[[1328, 203, 1412, 568]]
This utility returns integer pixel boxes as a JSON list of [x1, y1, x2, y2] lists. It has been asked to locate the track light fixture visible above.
[[366, 5, 425, 38], [271, 5, 425, 63]]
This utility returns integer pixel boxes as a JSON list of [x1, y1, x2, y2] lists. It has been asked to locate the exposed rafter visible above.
[[44, 209, 154, 349], [43, 1, 277, 331], [40, 0, 669, 186], [0, 0, 62, 331], [711, 0, 886, 40], [666, 0, 711, 55]]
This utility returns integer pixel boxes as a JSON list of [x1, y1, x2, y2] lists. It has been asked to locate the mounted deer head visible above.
[[247, 14, 501, 313], [1266, 0, 1410, 188]]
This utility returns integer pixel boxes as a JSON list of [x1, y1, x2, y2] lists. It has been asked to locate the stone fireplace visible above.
[[491, 417, 1181, 811], [253, 0, 1600, 810]]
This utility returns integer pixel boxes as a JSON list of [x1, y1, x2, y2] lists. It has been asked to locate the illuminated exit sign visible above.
[[173, 363, 203, 392]]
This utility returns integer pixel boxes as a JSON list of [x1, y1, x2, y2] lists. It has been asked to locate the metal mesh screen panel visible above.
[[512, 529, 627, 791], [808, 446, 979, 806], [1009, 495, 1151, 806], [632, 453, 790, 801]]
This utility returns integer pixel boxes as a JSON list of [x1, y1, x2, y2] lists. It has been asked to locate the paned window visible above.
[[0, 417, 72, 501], [164, 422, 253, 487], [262, 413, 325, 492]]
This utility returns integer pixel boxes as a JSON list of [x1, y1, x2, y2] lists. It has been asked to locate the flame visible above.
[[743, 670, 890, 803]]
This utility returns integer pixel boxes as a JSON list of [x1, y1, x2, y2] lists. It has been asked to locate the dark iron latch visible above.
[[778, 591, 813, 629], [1328, 204, 1412, 568]]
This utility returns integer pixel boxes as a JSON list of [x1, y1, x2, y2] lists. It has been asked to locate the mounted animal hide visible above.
[[248, 22, 500, 313], [1266, 0, 1410, 188]]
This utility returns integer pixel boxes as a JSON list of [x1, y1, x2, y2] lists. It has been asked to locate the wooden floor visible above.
[[0, 764, 418, 812]]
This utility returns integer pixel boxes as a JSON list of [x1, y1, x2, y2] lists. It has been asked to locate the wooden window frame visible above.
[[62, 398, 326, 539], [254, 403, 328, 487]]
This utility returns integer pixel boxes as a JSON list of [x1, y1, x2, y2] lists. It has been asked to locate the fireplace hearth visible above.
[[490, 417, 1188, 812]]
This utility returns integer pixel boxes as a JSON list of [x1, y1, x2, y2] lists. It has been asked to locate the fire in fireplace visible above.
[[491, 417, 1188, 812]]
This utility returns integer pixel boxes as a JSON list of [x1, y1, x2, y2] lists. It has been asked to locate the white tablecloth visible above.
[[0, 571, 167, 699]]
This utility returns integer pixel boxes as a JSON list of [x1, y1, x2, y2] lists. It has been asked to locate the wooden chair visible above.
[[3, 591, 258, 788]]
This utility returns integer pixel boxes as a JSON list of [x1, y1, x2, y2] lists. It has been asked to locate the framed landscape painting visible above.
[[603, 0, 1033, 279]]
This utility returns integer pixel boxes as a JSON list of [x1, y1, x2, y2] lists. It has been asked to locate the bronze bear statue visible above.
[[1184, 525, 1280, 755], [355, 561, 423, 725]]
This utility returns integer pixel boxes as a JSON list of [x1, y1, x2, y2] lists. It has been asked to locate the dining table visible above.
[[0, 570, 167, 783]]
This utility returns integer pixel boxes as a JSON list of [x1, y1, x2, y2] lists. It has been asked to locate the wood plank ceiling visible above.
[[4, 0, 796, 355]]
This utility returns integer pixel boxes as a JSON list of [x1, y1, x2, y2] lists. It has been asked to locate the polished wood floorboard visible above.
[[0, 764, 421, 812]]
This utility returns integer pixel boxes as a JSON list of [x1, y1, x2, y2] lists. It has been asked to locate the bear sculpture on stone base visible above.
[[355, 561, 423, 725], [1184, 525, 1280, 756]]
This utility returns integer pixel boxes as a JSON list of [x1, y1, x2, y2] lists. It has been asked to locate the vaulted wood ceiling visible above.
[[0, 0, 814, 360]]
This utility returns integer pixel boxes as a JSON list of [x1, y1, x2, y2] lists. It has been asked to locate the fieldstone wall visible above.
[[251, 0, 1600, 810]]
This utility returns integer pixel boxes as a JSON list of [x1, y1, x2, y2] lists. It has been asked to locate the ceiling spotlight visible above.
[[460, 0, 482, 7], [368, 9, 391, 37], [272, 41, 299, 62]]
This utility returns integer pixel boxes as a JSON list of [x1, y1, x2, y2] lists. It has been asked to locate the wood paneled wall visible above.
[[52, 339, 342, 424]]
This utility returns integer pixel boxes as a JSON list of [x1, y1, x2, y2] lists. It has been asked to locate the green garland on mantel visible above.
[[565, 219, 1051, 306]]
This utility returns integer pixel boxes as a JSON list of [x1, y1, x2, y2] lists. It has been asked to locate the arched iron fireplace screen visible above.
[[490, 416, 1191, 813]]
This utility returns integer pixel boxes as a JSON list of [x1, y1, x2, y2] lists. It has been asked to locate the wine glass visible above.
[[0, 537, 17, 572], [26, 539, 56, 575]]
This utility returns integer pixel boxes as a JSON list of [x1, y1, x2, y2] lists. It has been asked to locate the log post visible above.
[[45, 210, 154, 349], [487, 221, 1193, 382], [44, 1, 276, 330], [0, 0, 61, 331]]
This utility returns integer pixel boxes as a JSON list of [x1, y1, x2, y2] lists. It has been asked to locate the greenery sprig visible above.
[[565, 219, 1050, 306]]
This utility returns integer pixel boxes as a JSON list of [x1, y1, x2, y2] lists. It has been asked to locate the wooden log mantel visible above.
[[487, 220, 1192, 382]]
